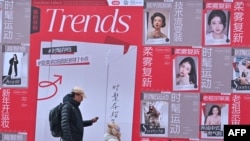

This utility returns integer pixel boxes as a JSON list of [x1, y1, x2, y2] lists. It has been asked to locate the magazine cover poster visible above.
[[203, 2, 231, 46], [140, 92, 200, 139], [201, 47, 232, 93], [30, 2, 143, 141], [231, 1, 250, 46], [231, 48, 250, 93], [140, 92, 169, 137], [200, 93, 229, 140], [143, 0, 202, 46], [172, 47, 201, 91]]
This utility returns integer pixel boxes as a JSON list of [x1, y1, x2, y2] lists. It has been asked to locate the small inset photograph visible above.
[[232, 56, 250, 85], [144, 9, 170, 45], [140, 93, 169, 137], [231, 56, 250, 92], [200, 103, 229, 139], [2, 52, 28, 87], [173, 56, 198, 91], [204, 10, 231, 45]]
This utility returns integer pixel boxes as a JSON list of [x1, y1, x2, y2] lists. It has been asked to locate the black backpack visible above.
[[49, 102, 69, 137]]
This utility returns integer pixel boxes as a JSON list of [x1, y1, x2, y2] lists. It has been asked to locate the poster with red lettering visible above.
[[30, 0, 143, 141], [0, 0, 31, 141], [203, 0, 250, 47], [200, 93, 229, 140], [202, 0, 232, 46], [1, 0, 249, 141], [199, 93, 250, 140], [131, 46, 201, 141], [172, 47, 201, 92], [140, 91, 200, 140], [143, 0, 203, 46]]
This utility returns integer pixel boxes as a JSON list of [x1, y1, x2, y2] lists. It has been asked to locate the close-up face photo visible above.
[[153, 16, 163, 29], [210, 16, 224, 34], [212, 107, 219, 115], [179, 62, 191, 77]]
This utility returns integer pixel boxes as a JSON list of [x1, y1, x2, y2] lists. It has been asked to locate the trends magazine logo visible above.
[[46, 8, 131, 33]]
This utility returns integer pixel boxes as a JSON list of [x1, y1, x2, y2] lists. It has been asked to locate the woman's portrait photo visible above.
[[201, 103, 228, 139], [148, 12, 167, 39], [2, 52, 28, 87], [8, 54, 19, 77], [205, 10, 230, 45], [144, 10, 170, 45], [173, 56, 198, 90], [204, 104, 221, 125]]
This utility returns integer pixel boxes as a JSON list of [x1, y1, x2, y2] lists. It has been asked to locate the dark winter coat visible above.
[[61, 94, 93, 141], [8, 57, 18, 76]]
